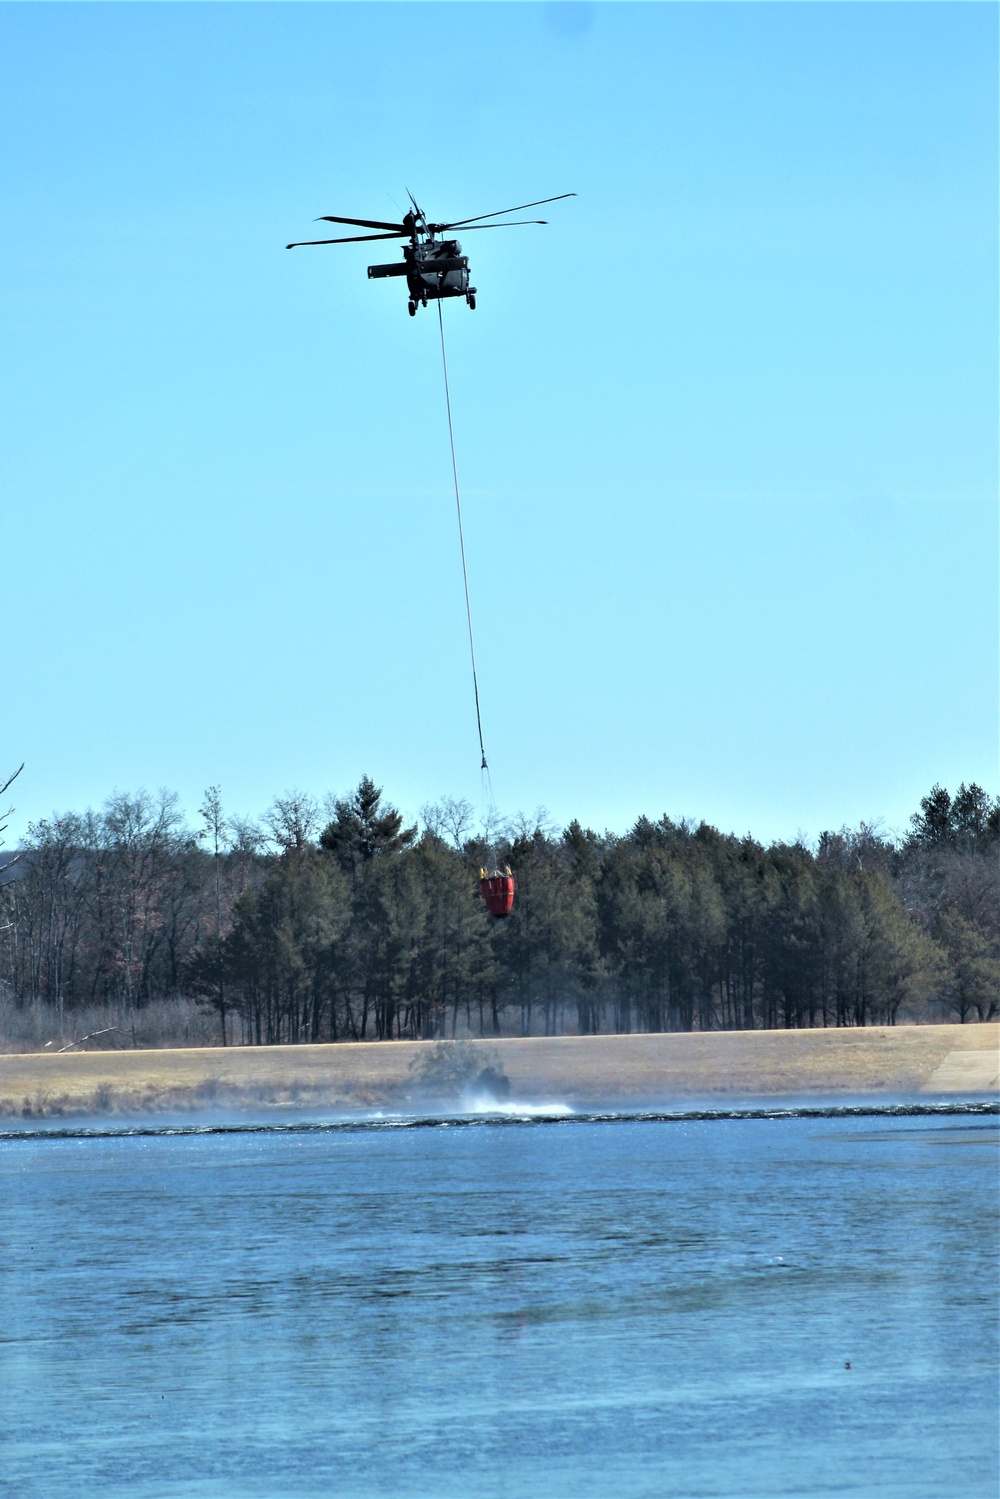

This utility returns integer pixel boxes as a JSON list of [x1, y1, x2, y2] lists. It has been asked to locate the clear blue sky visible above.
[[2, 2, 996, 846]]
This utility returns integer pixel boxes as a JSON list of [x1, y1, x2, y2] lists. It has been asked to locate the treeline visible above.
[[0, 778, 996, 1046]]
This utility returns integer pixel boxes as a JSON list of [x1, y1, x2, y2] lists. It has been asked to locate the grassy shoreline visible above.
[[0, 1023, 996, 1119]]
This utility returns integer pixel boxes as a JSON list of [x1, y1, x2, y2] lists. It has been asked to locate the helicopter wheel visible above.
[[467, 293, 476, 310], [407, 300, 417, 317]]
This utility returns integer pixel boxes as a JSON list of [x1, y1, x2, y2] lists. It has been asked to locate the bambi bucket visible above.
[[480, 867, 515, 918]]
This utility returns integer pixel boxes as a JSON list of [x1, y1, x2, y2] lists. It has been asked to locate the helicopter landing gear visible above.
[[467, 290, 477, 310], [407, 300, 417, 317]]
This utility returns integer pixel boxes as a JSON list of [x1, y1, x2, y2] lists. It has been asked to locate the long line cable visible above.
[[437, 300, 490, 777]]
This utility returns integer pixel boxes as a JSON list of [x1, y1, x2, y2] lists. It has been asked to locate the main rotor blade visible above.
[[438, 193, 576, 230], [286, 231, 405, 248], [452, 220, 549, 231], [316, 214, 405, 232]]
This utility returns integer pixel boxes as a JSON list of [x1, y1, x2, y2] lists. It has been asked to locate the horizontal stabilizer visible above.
[[367, 262, 409, 279]]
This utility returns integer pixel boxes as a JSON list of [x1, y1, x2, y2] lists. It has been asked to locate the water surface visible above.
[[2, 1107, 997, 1498]]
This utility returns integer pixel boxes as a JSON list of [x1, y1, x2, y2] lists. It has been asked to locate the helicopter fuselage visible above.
[[368, 236, 476, 314]]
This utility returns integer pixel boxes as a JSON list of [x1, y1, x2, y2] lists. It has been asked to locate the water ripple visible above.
[[0, 1097, 996, 1142]]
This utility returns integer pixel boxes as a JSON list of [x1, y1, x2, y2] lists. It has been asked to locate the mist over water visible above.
[[2, 1110, 997, 1498], [462, 1092, 575, 1118]]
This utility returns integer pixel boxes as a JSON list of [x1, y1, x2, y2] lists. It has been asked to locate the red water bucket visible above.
[[480, 867, 515, 918]]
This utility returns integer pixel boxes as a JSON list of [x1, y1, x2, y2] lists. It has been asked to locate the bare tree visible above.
[[197, 786, 230, 1044], [97, 789, 184, 1039], [421, 796, 475, 850], [0, 764, 24, 874], [264, 792, 320, 853]]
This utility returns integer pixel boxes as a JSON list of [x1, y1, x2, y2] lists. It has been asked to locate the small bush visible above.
[[407, 1039, 509, 1103]]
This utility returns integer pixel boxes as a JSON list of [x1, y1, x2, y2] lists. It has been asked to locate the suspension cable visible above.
[[437, 300, 489, 773]]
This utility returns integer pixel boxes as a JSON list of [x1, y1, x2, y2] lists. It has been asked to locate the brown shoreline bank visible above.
[[1, 1023, 997, 1119]]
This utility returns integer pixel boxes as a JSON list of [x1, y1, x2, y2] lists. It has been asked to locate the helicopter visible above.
[[286, 192, 574, 315]]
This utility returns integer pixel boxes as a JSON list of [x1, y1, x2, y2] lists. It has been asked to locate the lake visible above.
[[1, 1105, 997, 1498]]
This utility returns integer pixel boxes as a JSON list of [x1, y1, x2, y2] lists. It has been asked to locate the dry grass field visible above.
[[0, 1023, 996, 1119]]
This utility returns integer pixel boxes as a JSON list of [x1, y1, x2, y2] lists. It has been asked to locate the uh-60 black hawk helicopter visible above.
[[286, 192, 574, 315]]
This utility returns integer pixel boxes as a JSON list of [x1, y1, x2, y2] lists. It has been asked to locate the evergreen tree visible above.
[[320, 775, 417, 877]]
